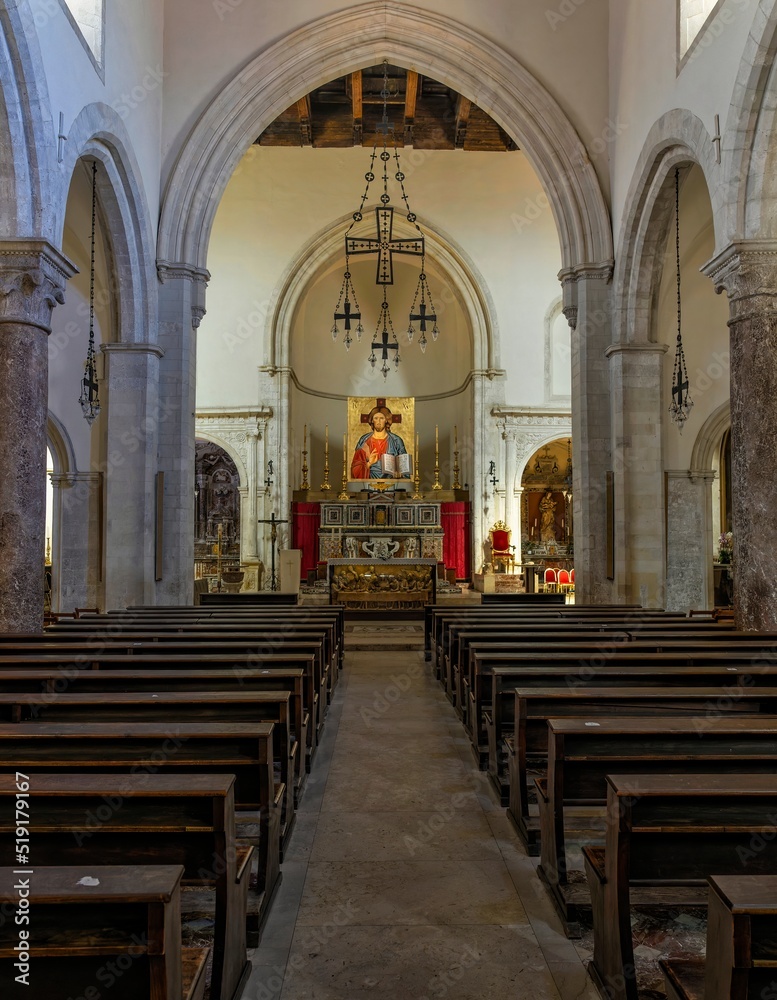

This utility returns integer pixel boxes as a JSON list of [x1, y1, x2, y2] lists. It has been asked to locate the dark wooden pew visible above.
[[0, 722, 282, 920], [0, 649, 324, 760], [535, 717, 777, 935], [584, 774, 777, 1000], [0, 864, 209, 999], [506, 684, 777, 852], [0, 774, 248, 1000], [0, 665, 309, 800], [661, 874, 777, 1000], [478, 648, 777, 764], [0, 690, 296, 853]]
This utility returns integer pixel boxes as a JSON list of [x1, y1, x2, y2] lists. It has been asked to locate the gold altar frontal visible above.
[[328, 559, 437, 611]]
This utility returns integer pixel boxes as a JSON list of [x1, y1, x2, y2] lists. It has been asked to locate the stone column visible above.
[[503, 427, 517, 531], [561, 262, 615, 604], [0, 241, 75, 631], [606, 343, 668, 607], [101, 343, 164, 609], [156, 261, 209, 604], [51, 472, 102, 612], [243, 424, 260, 561], [703, 241, 777, 630], [665, 470, 715, 612], [515, 486, 524, 565]]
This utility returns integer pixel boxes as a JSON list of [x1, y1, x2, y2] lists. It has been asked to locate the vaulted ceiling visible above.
[[256, 64, 519, 152]]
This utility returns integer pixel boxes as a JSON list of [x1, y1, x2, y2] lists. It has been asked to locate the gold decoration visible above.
[[320, 424, 331, 492], [338, 432, 349, 500], [412, 432, 423, 500], [432, 423, 442, 491]]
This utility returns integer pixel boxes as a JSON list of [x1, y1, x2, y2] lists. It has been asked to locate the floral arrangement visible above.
[[717, 531, 733, 564]]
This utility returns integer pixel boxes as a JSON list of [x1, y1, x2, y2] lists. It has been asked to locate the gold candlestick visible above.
[[300, 423, 310, 491], [452, 423, 461, 490], [338, 433, 349, 500], [320, 424, 331, 492], [412, 432, 423, 500], [432, 424, 442, 490]]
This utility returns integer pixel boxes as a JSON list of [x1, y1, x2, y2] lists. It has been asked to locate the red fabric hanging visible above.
[[292, 502, 321, 578], [441, 502, 471, 580]]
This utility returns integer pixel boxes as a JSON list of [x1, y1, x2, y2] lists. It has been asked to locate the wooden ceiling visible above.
[[256, 64, 518, 152]]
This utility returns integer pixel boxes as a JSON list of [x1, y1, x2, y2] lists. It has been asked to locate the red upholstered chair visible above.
[[542, 568, 557, 593], [489, 521, 516, 574]]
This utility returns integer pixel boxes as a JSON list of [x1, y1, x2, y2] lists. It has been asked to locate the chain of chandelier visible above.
[[78, 159, 101, 425], [331, 62, 440, 378]]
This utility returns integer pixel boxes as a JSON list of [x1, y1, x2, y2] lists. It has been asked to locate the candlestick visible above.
[[412, 431, 423, 500], [338, 432, 349, 500], [432, 423, 442, 491], [300, 423, 310, 491], [320, 424, 331, 492]]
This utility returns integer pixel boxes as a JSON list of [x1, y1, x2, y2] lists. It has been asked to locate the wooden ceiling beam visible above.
[[351, 70, 363, 145], [455, 94, 472, 149], [296, 94, 312, 146], [404, 70, 419, 145]]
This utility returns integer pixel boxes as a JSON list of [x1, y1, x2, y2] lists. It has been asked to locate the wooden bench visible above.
[[0, 665, 309, 801], [584, 774, 777, 1000], [0, 773, 249, 1000], [0, 721, 282, 921], [661, 874, 777, 1000], [0, 864, 208, 999], [506, 684, 777, 853], [0, 689, 296, 854], [0, 649, 323, 764], [479, 649, 777, 771], [535, 717, 777, 936]]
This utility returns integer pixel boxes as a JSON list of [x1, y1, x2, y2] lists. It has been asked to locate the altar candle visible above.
[[454, 425, 458, 449], [303, 424, 307, 449], [343, 433, 346, 456], [325, 424, 328, 446]]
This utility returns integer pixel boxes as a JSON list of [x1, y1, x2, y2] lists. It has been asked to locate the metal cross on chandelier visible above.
[[332, 62, 441, 377]]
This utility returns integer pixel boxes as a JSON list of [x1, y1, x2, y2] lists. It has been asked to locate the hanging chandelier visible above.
[[78, 160, 101, 425], [332, 62, 440, 378], [669, 167, 693, 431]]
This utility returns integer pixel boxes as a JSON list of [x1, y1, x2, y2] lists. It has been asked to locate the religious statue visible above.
[[351, 403, 409, 479], [539, 491, 557, 542]]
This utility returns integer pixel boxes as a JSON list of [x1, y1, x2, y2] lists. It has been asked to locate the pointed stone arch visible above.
[[157, 1, 612, 278], [0, 0, 56, 239]]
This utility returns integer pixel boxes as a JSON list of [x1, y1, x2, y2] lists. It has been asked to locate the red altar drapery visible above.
[[292, 502, 320, 578], [441, 502, 471, 580]]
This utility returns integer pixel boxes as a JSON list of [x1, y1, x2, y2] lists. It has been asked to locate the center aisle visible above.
[[245, 623, 599, 999]]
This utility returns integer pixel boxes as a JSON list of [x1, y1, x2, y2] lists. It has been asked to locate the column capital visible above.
[[702, 240, 777, 319], [558, 259, 614, 330], [0, 239, 77, 334], [156, 259, 210, 329], [101, 342, 165, 358]]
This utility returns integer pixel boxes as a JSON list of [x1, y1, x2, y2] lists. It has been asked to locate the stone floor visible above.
[[243, 623, 602, 1000]]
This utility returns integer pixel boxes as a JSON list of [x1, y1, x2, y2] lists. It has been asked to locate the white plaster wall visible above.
[[160, 0, 610, 198], [657, 165, 730, 467], [609, 0, 759, 245], [197, 145, 563, 409], [48, 163, 111, 471], [29, 0, 163, 236]]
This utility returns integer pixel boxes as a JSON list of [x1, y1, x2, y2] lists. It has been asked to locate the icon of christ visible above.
[[351, 403, 410, 479]]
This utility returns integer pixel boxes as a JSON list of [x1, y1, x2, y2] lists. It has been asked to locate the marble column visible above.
[[703, 241, 777, 630], [561, 262, 615, 605], [51, 472, 102, 612], [156, 261, 209, 604], [101, 343, 164, 609], [515, 486, 524, 565], [607, 343, 668, 607], [0, 241, 75, 632]]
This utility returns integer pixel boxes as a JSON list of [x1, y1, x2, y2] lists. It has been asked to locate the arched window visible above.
[[679, 0, 720, 59], [60, 0, 104, 66]]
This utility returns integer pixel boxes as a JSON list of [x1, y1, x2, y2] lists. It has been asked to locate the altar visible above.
[[327, 557, 437, 610]]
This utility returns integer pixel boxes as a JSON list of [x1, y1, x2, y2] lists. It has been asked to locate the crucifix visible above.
[[257, 512, 288, 592], [347, 207, 424, 285], [671, 367, 690, 414], [409, 300, 437, 333], [334, 297, 361, 331], [360, 397, 402, 430]]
